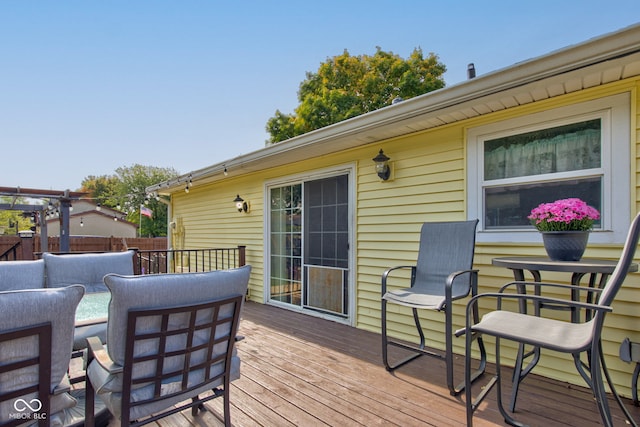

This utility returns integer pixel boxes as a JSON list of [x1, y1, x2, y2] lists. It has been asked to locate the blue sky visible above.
[[1, 1, 638, 191]]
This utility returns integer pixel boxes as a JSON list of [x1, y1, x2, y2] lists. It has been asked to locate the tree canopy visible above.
[[266, 47, 446, 143], [80, 164, 179, 237], [0, 197, 34, 235]]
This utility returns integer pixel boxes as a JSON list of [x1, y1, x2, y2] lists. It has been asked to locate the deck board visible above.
[[90, 301, 640, 426]]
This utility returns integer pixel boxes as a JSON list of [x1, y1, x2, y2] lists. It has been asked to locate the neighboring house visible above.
[[46, 200, 137, 238], [148, 24, 640, 396]]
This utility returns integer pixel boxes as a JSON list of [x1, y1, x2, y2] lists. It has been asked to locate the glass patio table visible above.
[[75, 291, 111, 325], [70, 291, 112, 427]]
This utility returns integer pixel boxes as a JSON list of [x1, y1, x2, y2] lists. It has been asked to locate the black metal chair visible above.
[[84, 266, 251, 427], [462, 212, 640, 427], [381, 219, 486, 395], [0, 285, 84, 427]]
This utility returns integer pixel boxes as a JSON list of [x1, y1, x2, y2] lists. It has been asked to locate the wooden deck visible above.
[[93, 301, 640, 426]]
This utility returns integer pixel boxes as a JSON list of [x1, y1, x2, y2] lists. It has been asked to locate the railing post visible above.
[[19, 231, 36, 260], [130, 247, 141, 275], [238, 245, 246, 267]]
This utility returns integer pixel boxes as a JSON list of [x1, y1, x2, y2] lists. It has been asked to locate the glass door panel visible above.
[[269, 185, 302, 305]]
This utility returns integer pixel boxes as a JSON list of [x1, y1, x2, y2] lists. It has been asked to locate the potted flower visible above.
[[528, 198, 600, 261]]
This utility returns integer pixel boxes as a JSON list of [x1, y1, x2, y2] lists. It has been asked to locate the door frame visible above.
[[263, 163, 356, 326]]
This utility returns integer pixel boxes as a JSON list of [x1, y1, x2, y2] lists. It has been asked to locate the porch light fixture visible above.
[[372, 149, 391, 181], [234, 195, 249, 213]]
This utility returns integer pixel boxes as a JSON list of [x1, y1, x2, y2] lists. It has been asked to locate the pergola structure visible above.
[[0, 186, 88, 252]]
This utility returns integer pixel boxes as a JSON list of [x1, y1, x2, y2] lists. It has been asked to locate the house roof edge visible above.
[[149, 23, 640, 194]]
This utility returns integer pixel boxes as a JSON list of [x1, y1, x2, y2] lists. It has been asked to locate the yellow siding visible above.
[[171, 77, 640, 397], [355, 79, 640, 397]]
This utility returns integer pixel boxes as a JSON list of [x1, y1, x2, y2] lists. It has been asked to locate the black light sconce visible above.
[[234, 195, 249, 213], [372, 149, 391, 181]]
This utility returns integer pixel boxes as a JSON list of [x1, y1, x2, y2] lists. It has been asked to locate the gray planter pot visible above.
[[541, 231, 590, 261]]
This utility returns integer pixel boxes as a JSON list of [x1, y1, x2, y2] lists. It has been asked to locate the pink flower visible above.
[[528, 198, 599, 231]]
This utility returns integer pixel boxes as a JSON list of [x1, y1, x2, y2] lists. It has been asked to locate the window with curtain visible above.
[[482, 119, 603, 229], [467, 93, 632, 243]]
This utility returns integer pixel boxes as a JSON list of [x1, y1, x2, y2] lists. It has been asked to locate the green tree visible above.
[[0, 197, 36, 235], [266, 47, 446, 143], [81, 165, 179, 237], [114, 164, 178, 237], [80, 175, 121, 207]]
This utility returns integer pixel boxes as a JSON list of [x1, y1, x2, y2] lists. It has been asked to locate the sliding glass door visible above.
[[269, 173, 350, 319]]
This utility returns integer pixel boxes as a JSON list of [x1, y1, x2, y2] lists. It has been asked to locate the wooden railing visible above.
[[133, 246, 246, 275], [0, 241, 20, 261]]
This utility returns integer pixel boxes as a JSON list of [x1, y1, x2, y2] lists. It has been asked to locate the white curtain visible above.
[[484, 129, 600, 180]]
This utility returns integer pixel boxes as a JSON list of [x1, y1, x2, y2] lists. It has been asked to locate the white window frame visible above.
[[467, 93, 630, 244]]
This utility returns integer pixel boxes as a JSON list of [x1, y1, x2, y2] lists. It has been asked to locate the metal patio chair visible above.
[[84, 265, 251, 427], [381, 219, 486, 396], [462, 212, 640, 427], [0, 285, 84, 427]]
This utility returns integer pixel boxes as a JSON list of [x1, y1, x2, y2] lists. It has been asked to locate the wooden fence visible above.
[[0, 235, 167, 261]]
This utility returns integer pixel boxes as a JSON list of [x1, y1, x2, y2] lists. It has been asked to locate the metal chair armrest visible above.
[[446, 269, 479, 292], [85, 336, 123, 374], [53, 376, 72, 395], [456, 292, 612, 337], [470, 291, 611, 317], [381, 265, 416, 295], [499, 280, 604, 294]]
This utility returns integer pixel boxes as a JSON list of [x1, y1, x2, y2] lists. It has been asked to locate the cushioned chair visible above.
[[0, 259, 46, 291], [381, 219, 486, 395], [462, 212, 640, 427], [0, 285, 84, 427], [43, 251, 135, 352], [43, 251, 135, 293], [85, 265, 251, 427]]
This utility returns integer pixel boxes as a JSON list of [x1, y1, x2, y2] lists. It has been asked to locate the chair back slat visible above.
[[0, 323, 51, 427], [121, 295, 244, 412]]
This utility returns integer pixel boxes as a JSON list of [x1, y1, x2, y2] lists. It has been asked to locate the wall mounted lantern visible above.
[[372, 149, 391, 181], [234, 195, 249, 213]]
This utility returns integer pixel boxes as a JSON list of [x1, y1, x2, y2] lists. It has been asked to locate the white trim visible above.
[[467, 93, 631, 244], [262, 163, 357, 326]]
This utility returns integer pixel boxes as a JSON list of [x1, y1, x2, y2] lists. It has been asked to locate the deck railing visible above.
[[0, 241, 19, 261], [133, 246, 246, 274], [29, 246, 246, 275]]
